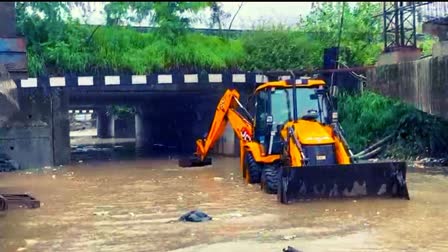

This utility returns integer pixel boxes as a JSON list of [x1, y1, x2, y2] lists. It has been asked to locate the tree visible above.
[[209, 2, 231, 30], [15, 2, 93, 75], [103, 2, 213, 34], [299, 2, 383, 66]]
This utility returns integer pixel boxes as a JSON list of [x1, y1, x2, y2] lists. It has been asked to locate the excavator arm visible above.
[[195, 89, 254, 161]]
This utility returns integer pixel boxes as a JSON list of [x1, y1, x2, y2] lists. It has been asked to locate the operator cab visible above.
[[253, 78, 332, 155]]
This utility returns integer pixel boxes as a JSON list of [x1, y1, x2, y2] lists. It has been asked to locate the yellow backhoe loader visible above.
[[179, 75, 409, 204]]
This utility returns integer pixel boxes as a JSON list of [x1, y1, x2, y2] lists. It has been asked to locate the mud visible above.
[[0, 155, 447, 252]]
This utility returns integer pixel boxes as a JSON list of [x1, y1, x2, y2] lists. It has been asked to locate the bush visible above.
[[239, 27, 322, 71], [338, 91, 448, 159]]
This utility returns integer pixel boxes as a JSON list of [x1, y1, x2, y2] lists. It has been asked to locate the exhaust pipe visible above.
[[289, 70, 298, 122]]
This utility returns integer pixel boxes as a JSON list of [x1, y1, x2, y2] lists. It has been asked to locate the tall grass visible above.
[[29, 24, 245, 76]]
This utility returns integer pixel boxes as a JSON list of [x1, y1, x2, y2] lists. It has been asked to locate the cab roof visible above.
[[255, 79, 326, 93]]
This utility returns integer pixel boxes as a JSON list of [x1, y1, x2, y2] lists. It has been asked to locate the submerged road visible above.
[[0, 155, 448, 252]]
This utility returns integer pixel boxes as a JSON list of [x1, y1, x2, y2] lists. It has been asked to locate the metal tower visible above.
[[383, 2, 418, 52]]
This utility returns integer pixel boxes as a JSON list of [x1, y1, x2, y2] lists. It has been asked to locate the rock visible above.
[[0, 157, 20, 172], [7, 159, 19, 170], [179, 210, 212, 222]]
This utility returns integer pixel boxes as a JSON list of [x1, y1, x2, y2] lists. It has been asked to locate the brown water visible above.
[[0, 157, 447, 252]]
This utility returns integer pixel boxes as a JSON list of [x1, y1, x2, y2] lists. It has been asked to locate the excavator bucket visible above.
[[178, 156, 212, 168], [277, 161, 409, 204]]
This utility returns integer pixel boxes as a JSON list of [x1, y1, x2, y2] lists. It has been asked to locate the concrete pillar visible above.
[[423, 22, 448, 41], [0, 2, 17, 37], [96, 108, 114, 138], [115, 115, 135, 138], [50, 89, 70, 165], [376, 48, 422, 66], [135, 106, 154, 151]]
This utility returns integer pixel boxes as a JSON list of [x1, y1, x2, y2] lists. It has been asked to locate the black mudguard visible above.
[[277, 161, 410, 204]]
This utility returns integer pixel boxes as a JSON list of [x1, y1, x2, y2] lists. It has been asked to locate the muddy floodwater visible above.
[[1, 157, 448, 252]]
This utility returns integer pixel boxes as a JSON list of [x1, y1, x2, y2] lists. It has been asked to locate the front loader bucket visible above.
[[278, 161, 409, 204], [178, 156, 212, 168]]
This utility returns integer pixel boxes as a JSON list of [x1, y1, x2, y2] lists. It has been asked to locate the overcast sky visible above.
[[71, 2, 314, 29]]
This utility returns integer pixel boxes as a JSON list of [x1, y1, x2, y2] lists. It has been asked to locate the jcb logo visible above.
[[241, 128, 252, 141]]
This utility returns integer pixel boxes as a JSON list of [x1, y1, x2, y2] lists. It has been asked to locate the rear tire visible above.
[[0, 195, 8, 214], [261, 164, 280, 194], [244, 151, 261, 184]]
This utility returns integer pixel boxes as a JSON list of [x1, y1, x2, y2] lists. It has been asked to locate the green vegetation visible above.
[[338, 91, 448, 159], [107, 105, 135, 118], [91, 27, 244, 74], [15, 2, 400, 76]]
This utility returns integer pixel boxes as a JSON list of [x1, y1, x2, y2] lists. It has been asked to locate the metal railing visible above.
[[421, 1, 448, 24]]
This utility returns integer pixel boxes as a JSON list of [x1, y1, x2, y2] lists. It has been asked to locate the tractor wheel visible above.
[[261, 164, 280, 194], [0, 195, 8, 214], [244, 151, 261, 184]]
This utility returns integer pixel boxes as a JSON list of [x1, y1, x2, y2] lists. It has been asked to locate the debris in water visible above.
[[78, 160, 83, 163], [94, 211, 109, 216], [213, 177, 224, 181], [16, 247, 26, 252], [282, 235, 297, 240], [179, 210, 212, 222], [227, 212, 243, 218], [283, 246, 302, 252]]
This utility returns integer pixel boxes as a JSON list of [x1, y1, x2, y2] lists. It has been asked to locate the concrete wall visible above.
[[0, 88, 70, 168], [367, 53, 448, 120], [0, 127, 52, 168]]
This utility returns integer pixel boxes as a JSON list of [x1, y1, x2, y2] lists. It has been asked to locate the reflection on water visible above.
[[0, 138, 447, 252]]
